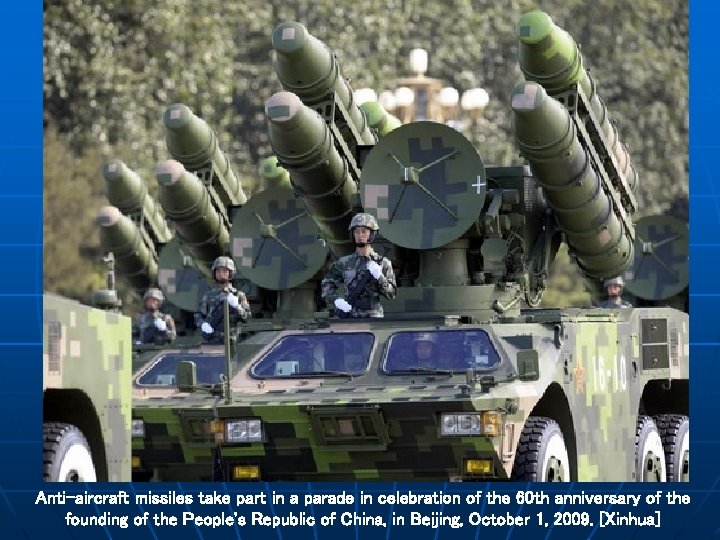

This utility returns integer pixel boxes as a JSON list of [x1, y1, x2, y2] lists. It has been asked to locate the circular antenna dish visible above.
[[624, 215, 688, 300], [230, 187, 328, 290], [157, 237, 212, 312], [360, 121, 486, 249]]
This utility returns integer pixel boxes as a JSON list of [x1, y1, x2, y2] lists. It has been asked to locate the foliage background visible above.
[[43, 0, 688, 308]]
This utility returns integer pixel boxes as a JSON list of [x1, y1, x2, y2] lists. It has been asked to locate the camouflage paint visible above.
[[624, 215, 689, 301], [156, 159, 230, 269], [163, 102, 247, 206], [230, 186, 328, 290], [157, 237, 211, 313], [360, 122, 485, 250], [43, 293, 132, 482], [511, 81, 634, 279], [97, 206, 158, 290], [102, 159, 172, 245], [132, 307, 688, 482], [265, 91, 359, 256], [123, 10, 688, 484], [516, 10, 638, 196]]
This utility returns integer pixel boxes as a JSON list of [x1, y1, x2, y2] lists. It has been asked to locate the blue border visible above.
[[1, 2, 717, 539], [0, 0, 44, 494]]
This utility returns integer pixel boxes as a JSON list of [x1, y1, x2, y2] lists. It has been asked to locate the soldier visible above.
[[321, 213, 396, 318], [412, 333, 436, 368], [198, 256, 251, 342], [391, 333, 439, 370], [135, 288, 176, 345], [599, 276, 632, 308]]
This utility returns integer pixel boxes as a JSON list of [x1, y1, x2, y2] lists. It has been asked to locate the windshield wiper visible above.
[[297, 370, 356, 379], [398, 367, 456, 376]]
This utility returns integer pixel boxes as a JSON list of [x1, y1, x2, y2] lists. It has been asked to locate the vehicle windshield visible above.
[[383, 330, 500, 373], [250, 333, 374, 378], [136, 354, 226, 386]]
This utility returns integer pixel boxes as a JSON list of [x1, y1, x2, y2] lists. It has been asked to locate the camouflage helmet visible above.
[[348, 213, 379, 244], [413, 332, 437, 345], [604, 276, 625, 289], [212, 256, 236, 280], [348, 213, 379, 231], [143, 287, 164, 305]]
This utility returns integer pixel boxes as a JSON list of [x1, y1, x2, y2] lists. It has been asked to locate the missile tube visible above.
[[511, 82, 634, 279]]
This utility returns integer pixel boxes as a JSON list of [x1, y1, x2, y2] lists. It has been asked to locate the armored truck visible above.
[[125, 11, 688, 482]]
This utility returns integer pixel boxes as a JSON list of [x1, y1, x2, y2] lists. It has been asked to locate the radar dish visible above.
[[360, 121, 486, 249], [157, 237, 211, 312], [623, 215, 688, 300], [230, 187, 328, 290]]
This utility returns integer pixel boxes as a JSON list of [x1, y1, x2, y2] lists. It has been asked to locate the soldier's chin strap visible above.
[[351, 228, 378, 248]]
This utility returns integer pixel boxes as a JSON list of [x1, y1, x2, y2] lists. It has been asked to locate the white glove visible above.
[[201, 322, 214, 334], [154, 318, 167, 332], [226, 293, 239, 309], [334, 298, 352, 313], [367, 260, 383, 280]]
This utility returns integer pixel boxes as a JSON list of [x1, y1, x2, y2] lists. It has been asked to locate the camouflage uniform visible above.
[[599, 297, 632, 309], [198, 285, 251, 326], [198, 256, 252, 342], [136, 311, 177, 344], [134, 288, 176, 344], [321, 250, 396, 317]]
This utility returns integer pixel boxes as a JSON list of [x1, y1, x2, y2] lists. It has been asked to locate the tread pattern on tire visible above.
[[43, 422, 91, 482], [635, 415, 666, 482], [512, 416, 563, 481], [655, 413, 689, 482]]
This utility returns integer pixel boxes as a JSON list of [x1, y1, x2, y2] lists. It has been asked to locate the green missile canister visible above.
[[360, 101, 402, 138], [102, 159, 172, 244], [163, 103, 247, 206], [516, 10, 638, 197], [258, 156, 292, 190], [271, 21, 375, 146], [511, 81, 633, 279], [266, 91, 357, 256], [155, 159, 230, 268], [96, 205, 158, 289]]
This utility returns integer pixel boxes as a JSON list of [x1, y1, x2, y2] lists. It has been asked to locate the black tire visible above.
[[655, 414, 689, 482], [635, 415, 666, 482], [512, 416, 570, 481], [43, 422, 97, 482]]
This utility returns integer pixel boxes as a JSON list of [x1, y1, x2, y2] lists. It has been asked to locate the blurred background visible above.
[[43, 0, 688, 310]]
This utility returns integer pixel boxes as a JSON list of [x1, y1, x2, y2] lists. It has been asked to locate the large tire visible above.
[[635, 415, 666, 482], [512, 416, 570, 481], [655, 414, 689, 482], [43, 422, 97, 482]]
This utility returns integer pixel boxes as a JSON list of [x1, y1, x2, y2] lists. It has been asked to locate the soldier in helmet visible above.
[[198, 256, 251, 342], [412, 333, 437, 368], [321, 212, 396, 318], [135, 288, 176, 345], [599, 276, 632, 308], [390, 332, 438, 370]]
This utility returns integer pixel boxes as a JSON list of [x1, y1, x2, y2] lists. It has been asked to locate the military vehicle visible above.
[[42, 258, 132, 481], [125, 11, 688, 482]]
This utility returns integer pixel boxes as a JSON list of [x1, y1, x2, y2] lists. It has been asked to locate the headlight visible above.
[[131, 419, 145, 438], [441, 413, 480, 435], [225, 419, 263, 443], [440, 412, 501, 436]]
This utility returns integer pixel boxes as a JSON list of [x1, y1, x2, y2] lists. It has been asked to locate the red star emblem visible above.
[[573, 363, 585, 393]]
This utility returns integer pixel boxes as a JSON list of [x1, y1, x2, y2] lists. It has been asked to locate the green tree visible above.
[[43, 0, 688, 304]]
